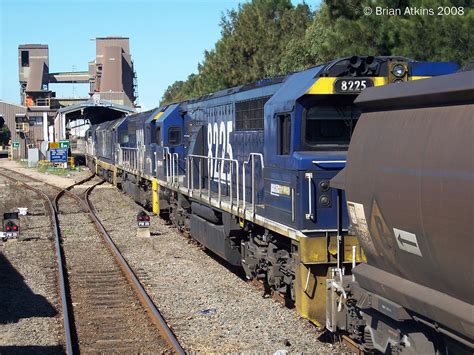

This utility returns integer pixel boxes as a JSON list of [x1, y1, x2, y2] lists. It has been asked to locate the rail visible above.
[[162, 147, 171, 180], [0, 170, 75, 355], [85, 182, 184, 354], [172, 153, 179, 183], [186, 154, 240, 209]]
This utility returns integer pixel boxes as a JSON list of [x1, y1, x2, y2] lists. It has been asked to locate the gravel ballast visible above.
[[91, 183, 347, 353], [0, 178, 63, 353], [56, 182, 170, 353]]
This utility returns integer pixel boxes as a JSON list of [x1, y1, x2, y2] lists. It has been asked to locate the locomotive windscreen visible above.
[[303, 105, 360, 150]]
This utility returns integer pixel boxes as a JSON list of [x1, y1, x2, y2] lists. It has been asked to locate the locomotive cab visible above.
[[148, 103, 188, 184], [262, 56, 446, 234], [262, 56, 459, 323], [264, 93, 360, 233], [144, 104, 189, 216]]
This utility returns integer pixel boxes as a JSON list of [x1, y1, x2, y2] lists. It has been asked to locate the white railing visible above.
[[305, 172, 314, 220], [154, 150, 264, 216], [161, 147, 180, 185], [85, 140, 95, 156], [117, 146, 145, 173], [242, 153, 264, 215], [186, 154, 240, 209]]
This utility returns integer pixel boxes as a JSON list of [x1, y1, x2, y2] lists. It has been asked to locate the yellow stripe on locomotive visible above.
[[306, 57, 432, 95]]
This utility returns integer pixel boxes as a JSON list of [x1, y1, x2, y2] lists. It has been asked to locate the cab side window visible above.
[[119, 132, 129, 145], [155, 126, 162, 146], [168, 127, 182, 146], [278, 114, 291, 155]]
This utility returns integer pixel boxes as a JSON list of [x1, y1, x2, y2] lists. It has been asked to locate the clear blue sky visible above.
[[0, 0, 319, 110]]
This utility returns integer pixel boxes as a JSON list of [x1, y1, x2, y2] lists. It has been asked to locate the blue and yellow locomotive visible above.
[[85, 56, 458, 326]]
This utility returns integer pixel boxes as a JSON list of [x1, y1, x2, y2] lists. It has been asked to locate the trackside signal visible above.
[[3, 212, 20, 239], [137, 211, 151, 228]]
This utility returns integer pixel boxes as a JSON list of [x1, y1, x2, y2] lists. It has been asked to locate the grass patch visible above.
[[37, 166, 67, 176], [61, 228, 73, 236], [15, 157, 83, 175]]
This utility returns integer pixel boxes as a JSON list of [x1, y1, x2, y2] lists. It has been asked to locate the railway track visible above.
[[0, 168, 184, 354]]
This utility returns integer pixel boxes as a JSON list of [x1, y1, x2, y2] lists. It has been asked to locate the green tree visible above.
[[0, 125, 11, 145], [387, 0, 473, 63], [161, 0, 312, 105], [286, 0, 473, 67], [161, 0, 473, 105]]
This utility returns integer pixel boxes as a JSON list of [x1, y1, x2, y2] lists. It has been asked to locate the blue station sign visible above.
[[50, 148, 68, 163]]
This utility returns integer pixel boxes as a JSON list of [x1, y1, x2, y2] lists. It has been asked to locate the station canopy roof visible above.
[[57, 98, 135, 125]]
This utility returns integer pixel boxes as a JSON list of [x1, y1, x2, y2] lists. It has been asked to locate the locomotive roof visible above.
[[185, 75, 287, 105], [125, 109, 155, 122], [145, 103, 180, 124], [265, 65, 325, 113], [92, 115, 127, 131], [183, 56, 418, 106]]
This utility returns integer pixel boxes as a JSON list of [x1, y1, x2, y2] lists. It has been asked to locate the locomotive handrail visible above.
[[162, 147, 170, 179], [304, 172, 314, 220], [161, 147, 180, 185], [312, 160, 346, 170], [162, 147, 173, 183], [117, 146, 146, 174], [162, 146, 169, 160], [122, 146, 139, 173], [85, 139, 94, 156], [312, 160, 346, 164], [172, 152, 179, 185], [242, 153, 264, 216], [187, 154, 240, 210]]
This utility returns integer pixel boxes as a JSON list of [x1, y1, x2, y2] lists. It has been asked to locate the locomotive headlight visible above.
[[319, 180, 330, 192], [393, 79, 404, 84], [319, 195, 331, 207], [392, 64, 406, 78]]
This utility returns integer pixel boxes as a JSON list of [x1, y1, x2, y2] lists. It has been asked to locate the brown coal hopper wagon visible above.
[[327, 70, 473, 353]]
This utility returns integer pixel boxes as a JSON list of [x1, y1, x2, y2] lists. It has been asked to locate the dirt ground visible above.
[[0, 159, 91, 188]]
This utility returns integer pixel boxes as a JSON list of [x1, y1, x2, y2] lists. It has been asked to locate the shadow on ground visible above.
[[0, 253, 57, 324]]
